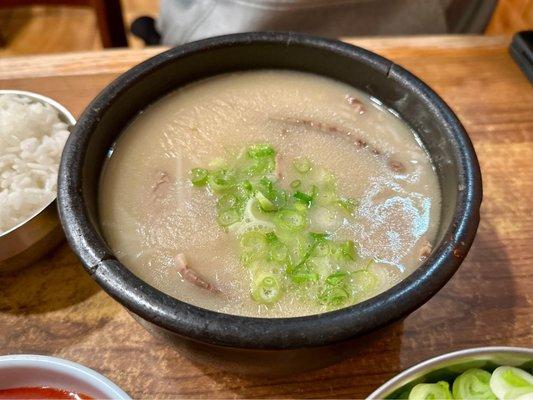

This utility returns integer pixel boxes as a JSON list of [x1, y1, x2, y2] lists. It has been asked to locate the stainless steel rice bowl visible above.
[[0, 90, 75, 273]]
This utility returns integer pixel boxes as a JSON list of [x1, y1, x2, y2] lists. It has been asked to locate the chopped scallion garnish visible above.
[[290, 179, 301, 189], [217, 193, 237, 211], [293, 191, 313, 207], [190, 168, 208, 186], [293, 157, 312, 173], [252, 275, 281, 304], [217, 209, 240, 227], [190, 143, 370, 308], [247, 143, 275, 159], [337, 197, 358, 215], [318, 286, 350, 306], [255, 191, 277, 212], [275, 209, 307, 232]]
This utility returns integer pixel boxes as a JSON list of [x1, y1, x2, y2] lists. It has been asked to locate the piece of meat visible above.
[[152, 170, 170, 196], [388, 159, 406, 174], [147, 170, 173, 219], [272, 116, 409, 176], [355, 138, 367, 148], [275, 153, 284, 180], [346, 96, 366, 114], [419, 241, 433, 261], [272, 117, 379, 155], [176, 253, 221, 294]]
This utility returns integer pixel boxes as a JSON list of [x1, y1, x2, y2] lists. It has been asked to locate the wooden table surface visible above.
[[0, 35, 532, 399]]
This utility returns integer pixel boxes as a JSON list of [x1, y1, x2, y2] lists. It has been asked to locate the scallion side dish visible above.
[[406, 366, 533, 400]]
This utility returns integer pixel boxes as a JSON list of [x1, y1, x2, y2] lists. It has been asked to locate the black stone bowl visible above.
[[58, 32, 482, 375]]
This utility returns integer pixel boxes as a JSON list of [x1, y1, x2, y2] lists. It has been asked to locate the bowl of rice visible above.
[[0, 90, 75, 272]]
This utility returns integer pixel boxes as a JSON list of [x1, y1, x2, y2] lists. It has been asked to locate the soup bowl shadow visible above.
[[57, 32, 482, 375], [170, 321, 405, 398]]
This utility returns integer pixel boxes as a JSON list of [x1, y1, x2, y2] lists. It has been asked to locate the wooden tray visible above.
[[0, 35, 532, 399]]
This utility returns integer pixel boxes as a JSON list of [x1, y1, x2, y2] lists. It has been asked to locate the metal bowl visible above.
[[368, 347, 533, 399], [0, 90, 75, 273]]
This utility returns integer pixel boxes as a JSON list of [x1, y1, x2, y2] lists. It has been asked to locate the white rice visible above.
[[0, 94, 70, 234]]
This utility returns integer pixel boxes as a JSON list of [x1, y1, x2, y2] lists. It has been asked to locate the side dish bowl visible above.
[[0, 354, 131, 399], [0, 90, 75, 273], [368, 347, 533, 399], [58, 32, 482, 374]]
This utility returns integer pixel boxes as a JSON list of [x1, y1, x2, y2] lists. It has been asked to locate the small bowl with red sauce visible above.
[[0, 355, 130, 400]]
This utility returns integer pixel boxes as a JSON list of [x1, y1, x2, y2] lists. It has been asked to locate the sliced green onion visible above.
[[263, 231, 288, 262], [265, 232, 278, 243], [338, 197, 358, 215], [255, 191, 277, 211], [308, 232, 331, 257], [453, 369, 496, 400], [293, 202, 307, 212], [293, 191, 313, 206], [318, 286, 349, 306], [241, 180, 253, 193], [272, 189, 288, 209], [233, 181, 254, 202], [248, 157, 275, 175], [218, 193, 237, 211], [240, 251, 256, 266], [309, 232, 329, 241], [258, 177, 274, 192], [247, 143, 275, 159], [217, 208, 240, 227], [293, 157, 312, 173], [190, 168, 208, 186], [252, 275, 282, 304], [325, 271, 349, 287], [287, 262, 320, 284], [208, 169, 235, 193], [339, 240, 357, 261], [270, 242, 288, 262], [275, 209, 307, 232], [240, 231, 268, 253], [309, 185, 318, 200], [289, 270, 319, 284], [408, 381, 452, 400], [490, 366, 533, 400], [290, 179, 302, 189], [314, 240, 331, 257]]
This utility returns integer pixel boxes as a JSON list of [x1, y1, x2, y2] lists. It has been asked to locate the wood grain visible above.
[[0, 0, 158, 56], [0, 36, 532, 399]]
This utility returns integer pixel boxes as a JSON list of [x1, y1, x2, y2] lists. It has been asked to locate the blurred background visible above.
[[0, 0, 532, 56]]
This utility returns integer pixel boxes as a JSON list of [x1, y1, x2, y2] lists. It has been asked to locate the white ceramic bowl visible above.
[[0, 355, 131, 399]]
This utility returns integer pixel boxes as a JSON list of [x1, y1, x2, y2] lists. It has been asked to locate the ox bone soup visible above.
[[98, 70, 441, 317]]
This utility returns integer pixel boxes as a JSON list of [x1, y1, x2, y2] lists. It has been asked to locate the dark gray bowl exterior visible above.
[[58, 32, 482, 374]]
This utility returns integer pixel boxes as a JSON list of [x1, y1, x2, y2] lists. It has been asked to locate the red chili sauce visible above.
[[0, 387, 93, 400]]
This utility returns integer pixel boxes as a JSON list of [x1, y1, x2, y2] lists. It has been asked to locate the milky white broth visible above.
[[98, 70, 441, 317]]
